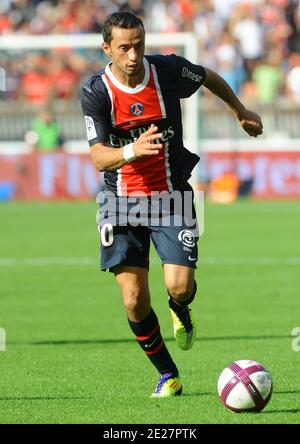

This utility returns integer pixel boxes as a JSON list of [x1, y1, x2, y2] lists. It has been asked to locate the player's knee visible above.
[[122, 286, 149, 320], [167, 280, 194, 301]]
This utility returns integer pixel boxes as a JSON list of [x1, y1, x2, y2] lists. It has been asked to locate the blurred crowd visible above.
[[1, 0, 300, 105]]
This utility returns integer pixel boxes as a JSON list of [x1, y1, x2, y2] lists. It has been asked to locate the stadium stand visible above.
[[0, 0, 300, 105], [1, 1, 300, 200]]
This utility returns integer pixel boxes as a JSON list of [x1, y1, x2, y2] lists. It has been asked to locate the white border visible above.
[[3, 140, 300, 155], [116, 167, 122, 196], [150, 64, 167, 119], [164, 142, 173, 192], [201, 139, 300, 152]]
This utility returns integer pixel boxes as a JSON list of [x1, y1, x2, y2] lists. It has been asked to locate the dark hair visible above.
[[102, 12, 145, 44]]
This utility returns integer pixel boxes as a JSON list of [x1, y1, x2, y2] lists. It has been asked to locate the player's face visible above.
[[103, 26, 145, 79]]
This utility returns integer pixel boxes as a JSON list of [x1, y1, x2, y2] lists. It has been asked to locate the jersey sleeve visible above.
[[170, 54, 206, 99], [80, 83, 110, 146]]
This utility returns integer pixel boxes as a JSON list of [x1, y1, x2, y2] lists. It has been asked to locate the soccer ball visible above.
[[217, 360, 273, 413]]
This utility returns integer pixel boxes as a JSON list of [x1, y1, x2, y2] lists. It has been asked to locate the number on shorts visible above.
[[100, 223, 114, 247]]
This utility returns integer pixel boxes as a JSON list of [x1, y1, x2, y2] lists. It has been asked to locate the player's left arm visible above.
[[203, 67, 263, 137]]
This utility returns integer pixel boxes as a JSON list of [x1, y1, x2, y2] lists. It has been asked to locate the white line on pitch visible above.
[[0, 257, 300, 266], [0, 257, 96, 266]]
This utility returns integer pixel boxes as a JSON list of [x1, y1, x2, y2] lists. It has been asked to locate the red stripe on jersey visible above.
[[118, 148, 171, 196], [103, 59, 171, 196], [103, 60, 164, 129]]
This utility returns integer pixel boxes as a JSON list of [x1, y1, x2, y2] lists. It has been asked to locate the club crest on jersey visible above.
[[130, 103, 144, 116]]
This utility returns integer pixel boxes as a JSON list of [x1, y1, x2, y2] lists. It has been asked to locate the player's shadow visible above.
[[196, 334, 290, 341], [8, 334, 291, 347], [261, 390, 300, 415], [181, 392, 213, 397], [29, 338, 147, 345], [274, 390, 300, 395]]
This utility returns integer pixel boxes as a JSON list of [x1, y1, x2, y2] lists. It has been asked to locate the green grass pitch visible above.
[[0, 200, 299, 424]]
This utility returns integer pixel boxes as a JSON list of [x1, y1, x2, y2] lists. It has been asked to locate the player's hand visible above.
[[237, 109, 263, 137], [133, 124, 164, 157]]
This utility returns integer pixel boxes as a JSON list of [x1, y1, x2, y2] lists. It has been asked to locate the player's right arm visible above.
[[90, 124, 164, 172]]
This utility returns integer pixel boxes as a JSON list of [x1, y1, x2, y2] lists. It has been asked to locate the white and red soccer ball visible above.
[[217, 360, 273, 413]]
